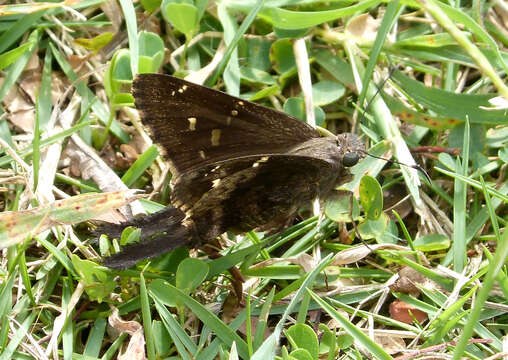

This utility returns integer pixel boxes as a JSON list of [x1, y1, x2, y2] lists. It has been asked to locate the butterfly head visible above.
[[335, 133, 364, 167]]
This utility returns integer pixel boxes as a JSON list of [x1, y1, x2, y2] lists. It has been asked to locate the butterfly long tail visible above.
[[97, 207, 194, 269]]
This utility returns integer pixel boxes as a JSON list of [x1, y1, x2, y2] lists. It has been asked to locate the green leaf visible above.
[[138, 31, 165, 73], [448, 123, 486, 157], [258, 0, 380, 30], [358, 213, 389, 240], [391, 71, 508, 125], [499, 147, 508, 164], [73, 32, 114, 52], [141, 0, 162, 12], [71, 255, 116, 302], [377, 219, 399, 244], [336, 333, 354, 349], [318, 324, 336, 358], [359, 175, 383, 220], [414, 234, 451, 252], [288, 348, 313, 360], [270, 39, 295, 74], [285, 324, 319, 359], [120, 226, 141, 246], [162, 0, 198, 37], [0, 40, 35, 71], [325, 191, 359, 222], [121, 145, 159, 187], [311, 81, 345, 106], [176, 258, 209, 294], [283, 97, 325, 126]]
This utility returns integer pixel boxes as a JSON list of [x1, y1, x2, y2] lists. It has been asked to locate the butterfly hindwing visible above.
[[132, 74, 320, 176], [171, 151, 345, 242]]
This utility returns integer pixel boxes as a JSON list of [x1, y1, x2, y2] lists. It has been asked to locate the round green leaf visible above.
[[357, 213, 389, 240], [120, 226, 141, 246], [270, 38, 295, 74], [140, 0, 161, 12], [175, 257, 209, 294], [72, 255, 116, 303], [336, 333, 354, 349], [283, 97, 326, 126], [162, 1, 198, 37], [312, 80, 345, 106], [285, 324, 319, 359], [359, 175, 383, 220], [138, 31, 165, 72], [499, 146, 508, 164], [318, 324, 337, 356], [325, 191, 359, 222], [289, 349, 313, 360], [376, 219, 399, 244]]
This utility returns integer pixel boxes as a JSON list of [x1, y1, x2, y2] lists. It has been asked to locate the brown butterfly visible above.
[[99, 74, 364, 269]]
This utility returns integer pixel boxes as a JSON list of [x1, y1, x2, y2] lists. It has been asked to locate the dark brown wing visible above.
[[132, 74, 319, 176], [173, 154, 342, 242], [171, 152, 342, 215], [171, 137, 353, 215]]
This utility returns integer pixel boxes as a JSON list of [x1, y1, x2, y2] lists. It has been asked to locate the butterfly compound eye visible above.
[[343, 152, 360, 167]]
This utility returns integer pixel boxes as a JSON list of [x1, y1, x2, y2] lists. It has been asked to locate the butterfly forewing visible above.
[[133, 74, 320, 176]]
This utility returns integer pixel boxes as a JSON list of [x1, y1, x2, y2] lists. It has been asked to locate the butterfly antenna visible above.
[[357, 67, 397, 125], [361, 150, 432, 183], [355, 67, 431, 183]]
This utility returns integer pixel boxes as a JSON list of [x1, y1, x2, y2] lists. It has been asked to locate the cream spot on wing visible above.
[[183, 210, 193, 221], [226, 117, 232, 126], [188, 117, 197, 131], [231, 109, 238, 116], [211, 129, 221, 146], [237, 101, 244, 106], [211, 165, 221, 172], [183, 85, 188, 91], [171, 90, 175, 96], [199, 150, 206, 159], [212, 179, 221, 188], [252, 156, 270, 168]]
